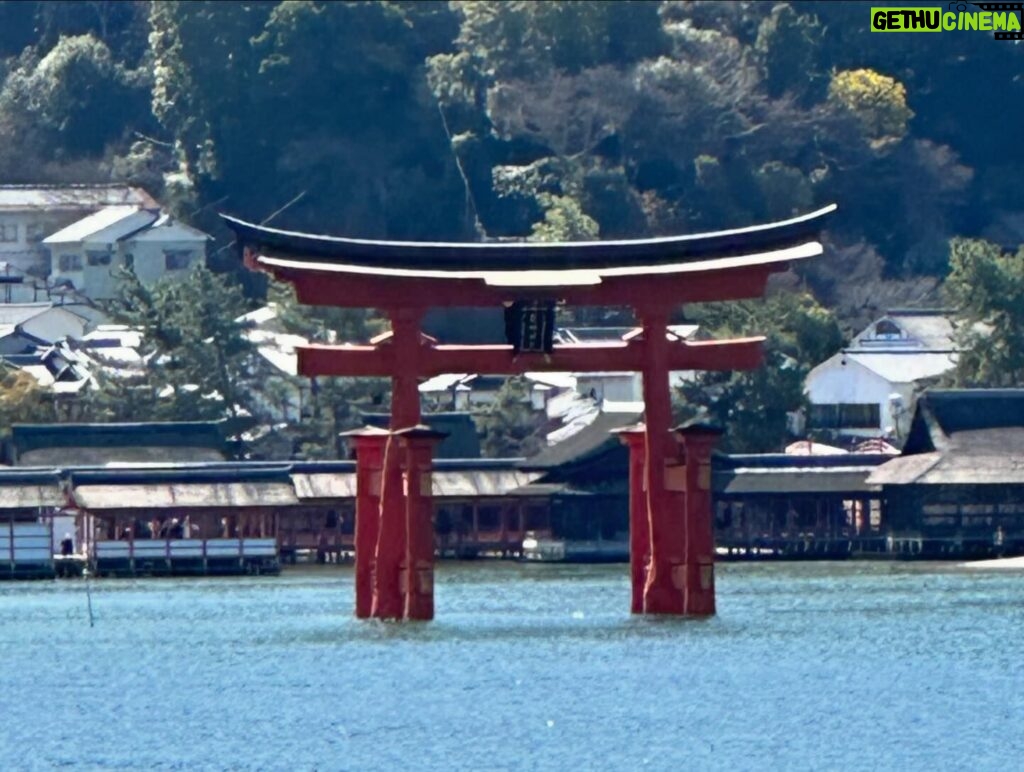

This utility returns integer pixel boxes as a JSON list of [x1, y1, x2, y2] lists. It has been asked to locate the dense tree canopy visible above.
[[945, 238, 1024, 388], [103, 265, 258, 424], [0, 1, 1021, 453]]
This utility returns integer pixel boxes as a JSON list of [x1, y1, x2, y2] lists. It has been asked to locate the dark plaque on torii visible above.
[[504, 299, 555, 354]]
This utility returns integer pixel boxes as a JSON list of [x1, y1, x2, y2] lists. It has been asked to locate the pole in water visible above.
[[85, 571, 95, 628]]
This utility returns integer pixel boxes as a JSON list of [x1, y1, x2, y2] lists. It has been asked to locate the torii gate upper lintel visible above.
[[225, 204, 836, 621]]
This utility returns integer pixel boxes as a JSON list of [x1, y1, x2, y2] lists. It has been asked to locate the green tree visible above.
[[0, 33, 149, 176], [149, 0, 275, 193], [105, 265, 258, 424], [265, 282, 389, 458], [35, 1, 152, 66], [754, 3, 825, 104], [678, 291, 843, 452], [529, 194, 599, 242], [454, 1, 666, 80], [79, 365, 167, 424], [475, 376, 545, 458], [150, 0, 468, 240], [945, 238, 1024, 387]]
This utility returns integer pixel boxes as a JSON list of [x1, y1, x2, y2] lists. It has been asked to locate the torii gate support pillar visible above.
[[637, 308, 691, 615], [617, 426, 650, 614], [398, 428, 445, 621], [675, 423, 723, 617], [347, 428, 388, 619]]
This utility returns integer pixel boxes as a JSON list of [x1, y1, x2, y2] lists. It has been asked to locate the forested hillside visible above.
[[0, 1, 1020, 452]]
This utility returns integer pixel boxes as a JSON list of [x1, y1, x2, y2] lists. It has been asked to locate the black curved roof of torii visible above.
[[221, 204, 836, 273]]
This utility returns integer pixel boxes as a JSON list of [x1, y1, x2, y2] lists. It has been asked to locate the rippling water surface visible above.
[[1, 561, 1022, 771]]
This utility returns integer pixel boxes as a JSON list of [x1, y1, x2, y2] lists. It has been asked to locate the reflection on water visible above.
[[1, 561, 1023, 770]]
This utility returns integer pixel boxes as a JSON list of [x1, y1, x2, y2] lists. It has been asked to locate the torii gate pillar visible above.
[[615, 425, 650, 614], [398, 427, 445, 621], [636, 308, 691, 615], [675, 422, 723, 616], [350, 310, 445, 622], [346, 428, 388, 618]]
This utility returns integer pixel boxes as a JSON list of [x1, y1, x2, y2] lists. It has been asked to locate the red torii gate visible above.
[[225, 204, 835, 620]]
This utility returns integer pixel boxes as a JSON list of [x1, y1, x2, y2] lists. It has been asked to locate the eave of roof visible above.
[[221, 204, 836, 274], [255, 242, 823, 287], [715, 466, 880, 495]]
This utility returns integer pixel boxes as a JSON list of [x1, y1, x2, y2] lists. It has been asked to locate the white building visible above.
[[0, 303, 91, 348], [804, 310, 958, 441], [418, 325, 703, 411], [44, 207, 210, 299], [0, 184, 157, 279], [236, 304, 312, 425]]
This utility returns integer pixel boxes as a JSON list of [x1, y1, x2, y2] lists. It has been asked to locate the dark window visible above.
[[59, 254, 83, 272], [809, 403, 881, 429], [873, 319, 902, 338], [25, 223, 45, 243], [124, 253, 134, 269], [477, 506, 501, 531], [87, 250, 112, 266], [524, 506, 549, 531], [164, 250, 193, 270], [0, 223, 17, 243]]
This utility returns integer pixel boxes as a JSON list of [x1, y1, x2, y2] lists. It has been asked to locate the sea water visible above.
[[0, 561, 1021, 771]]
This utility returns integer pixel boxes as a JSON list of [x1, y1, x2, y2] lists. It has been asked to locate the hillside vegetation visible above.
[[0, 1, 1020, 453]]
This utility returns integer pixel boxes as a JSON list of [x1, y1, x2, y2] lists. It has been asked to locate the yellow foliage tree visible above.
[[0, 368, 56, 433], [828, 68, 913, 147]]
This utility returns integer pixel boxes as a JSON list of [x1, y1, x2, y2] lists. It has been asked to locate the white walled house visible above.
[[0, 185, 157, 279], [44, 208, 210, 300], [805, 310, 959, 441], [123, 214, 210, 288]]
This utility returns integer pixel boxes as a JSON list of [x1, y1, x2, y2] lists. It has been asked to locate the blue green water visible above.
[[1, 562, 1022, 771]]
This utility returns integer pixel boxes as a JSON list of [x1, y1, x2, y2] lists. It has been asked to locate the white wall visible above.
[[49, 237, 205, 300], [575, 373, 642, 402], [1, 211, 87, 276], [805, 354, 914, 437], [125, 238, 202, 288]]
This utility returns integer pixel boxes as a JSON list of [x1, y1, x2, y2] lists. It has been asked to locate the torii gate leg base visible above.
[[349, 430, 387, 619], [641, 487, 689, 617], [401, 431, 442, 621], [675, 424, 721, 617], [626, 425, 720, 617]]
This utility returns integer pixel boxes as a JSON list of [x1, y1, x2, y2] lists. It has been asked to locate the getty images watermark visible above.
[[871, 3, 1024, 38]]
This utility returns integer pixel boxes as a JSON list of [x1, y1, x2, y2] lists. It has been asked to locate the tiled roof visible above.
[[843, 351, 956, 383], [850, 310, 957, 352], [0, 303, 53, 325], [522, 409, 641, 471], [0, 185, 157, 210], [870, 389, 1024, 485], [42, 206, 156, 244]]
